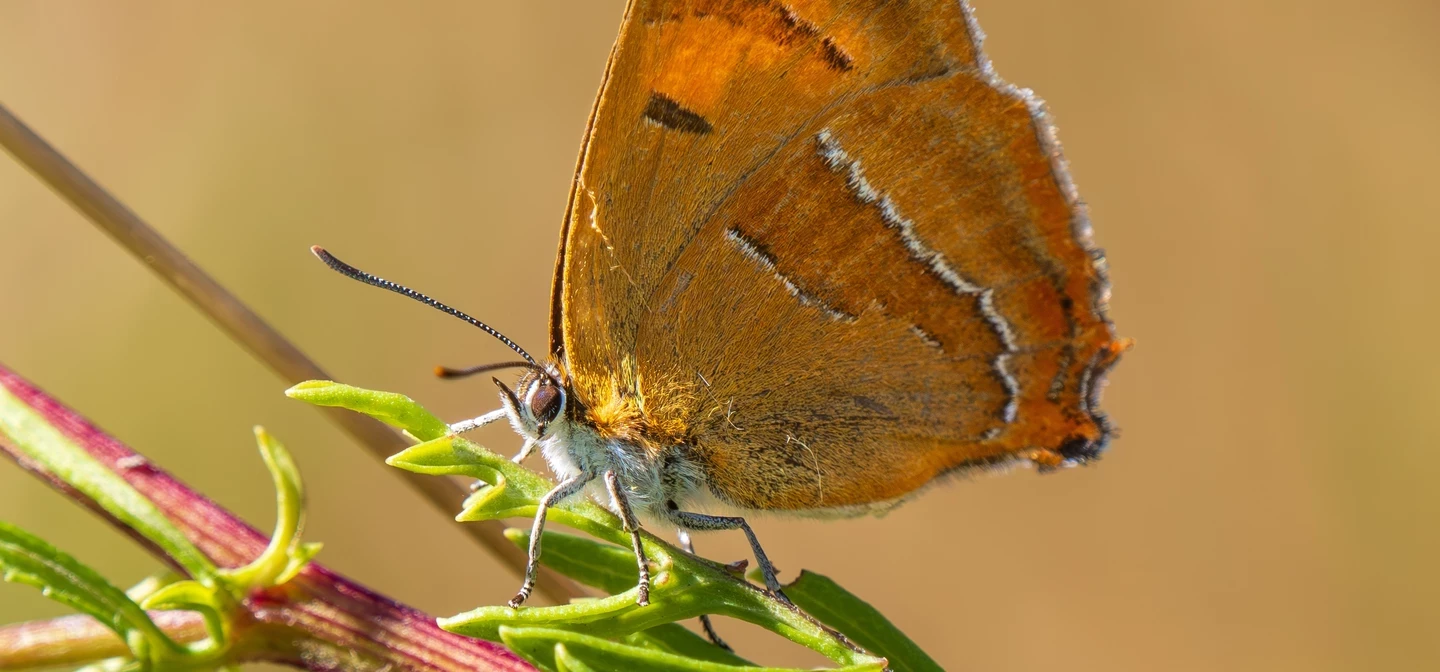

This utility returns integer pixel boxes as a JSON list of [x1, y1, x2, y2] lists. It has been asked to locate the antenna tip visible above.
[[434, 365, 453, 378], [310, 245, 329, 258]]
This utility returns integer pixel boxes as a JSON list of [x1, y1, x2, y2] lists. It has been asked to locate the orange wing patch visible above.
[[553, 0, 1120, 513]]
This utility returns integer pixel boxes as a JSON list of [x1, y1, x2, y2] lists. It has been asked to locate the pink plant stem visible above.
[[0, 364, 533, 672], [0, 611, 207, 670]]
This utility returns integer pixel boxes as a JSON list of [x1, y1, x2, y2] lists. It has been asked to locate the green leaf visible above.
[[385, 435, 551, 513], [502, 528, 637, 595], [314, 381, 896, 669], [502, 529, 753, 665], [500, 627, 884, 672], [285, 380, 449, 441], [275, 542, 323, 585], [388, 434, 555, 503], [623, 625, 753, 667], [285, 381, 572, 514], [0, 386, 218, 582], [140, 580, 227, 652], [388, 436, 617, 539], [0, 521, 181, 663], [221, 427, 317, 592], [457, 476, 540, 521], [387, 435, 500, 480], [443, 589, 646, 641], [124, 572, 182, 603], [553, 644, 601, 672], [785, 571, 941, 672]]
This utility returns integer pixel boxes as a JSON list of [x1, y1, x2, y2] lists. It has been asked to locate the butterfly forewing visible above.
[[551, 0, 1120, 513]]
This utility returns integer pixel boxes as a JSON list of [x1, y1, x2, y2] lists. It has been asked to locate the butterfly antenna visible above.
[[310, 246, 537, 366], [435, 361, 535, 379]]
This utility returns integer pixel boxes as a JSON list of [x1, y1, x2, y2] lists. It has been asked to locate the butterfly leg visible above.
[[511, 439, 537, 464], [668, 508, 791, 605], [509, 472, 590, 608], [676, 529, 733, 652], [448, 408, 507, 434], [604, 469, 651, 606]]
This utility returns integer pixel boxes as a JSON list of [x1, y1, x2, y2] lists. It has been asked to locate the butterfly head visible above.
[[494, 363, 569, 441]]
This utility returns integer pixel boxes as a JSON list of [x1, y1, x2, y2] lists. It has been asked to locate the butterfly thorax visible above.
[[503, 360, 708, 522]]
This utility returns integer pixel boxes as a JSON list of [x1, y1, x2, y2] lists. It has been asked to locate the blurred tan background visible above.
[[2, 1, 1437, 670]]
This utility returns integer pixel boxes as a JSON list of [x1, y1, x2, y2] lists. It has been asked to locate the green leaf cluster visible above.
[[289, 381, 942, 672], [0, 385, 321, 671]]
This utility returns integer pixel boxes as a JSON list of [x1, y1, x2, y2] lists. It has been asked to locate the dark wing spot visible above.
[[645, 2, 855, 74], [852, 396, 894, 416], [1056, 435, 1104, 464], [819, 36, 855, 72], [643, 92, 714, 135]]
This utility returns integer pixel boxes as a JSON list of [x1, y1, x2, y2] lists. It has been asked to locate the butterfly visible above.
[[316, 0, 1122, 613]]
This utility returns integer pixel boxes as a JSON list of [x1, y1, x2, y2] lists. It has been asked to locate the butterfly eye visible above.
[[527, 380, 563, 426]]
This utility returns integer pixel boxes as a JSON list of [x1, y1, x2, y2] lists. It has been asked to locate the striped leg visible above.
[[677, 529, 733, 652], [509, 473, 590, 607], [511, 438, 538, 464], [447, 408, 507, 434], [668, 508, 791, 605], [604, 470, 651, 606]]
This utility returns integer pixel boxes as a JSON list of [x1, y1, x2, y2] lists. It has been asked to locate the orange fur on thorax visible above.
[[576, 357, 700, 458]]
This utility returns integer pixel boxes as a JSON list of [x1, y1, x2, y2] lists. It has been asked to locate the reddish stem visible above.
[[0, 364, 533, 672], [0, 611, 206, 670]]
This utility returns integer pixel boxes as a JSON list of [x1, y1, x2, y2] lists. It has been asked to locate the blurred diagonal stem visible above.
[[0, 100, 581, 604]]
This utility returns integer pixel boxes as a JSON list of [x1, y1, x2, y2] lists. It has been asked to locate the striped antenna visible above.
[[310, 246, 537, 366]]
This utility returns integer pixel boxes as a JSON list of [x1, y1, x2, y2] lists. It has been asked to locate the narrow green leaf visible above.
[[0, 521, 181, 661], [295, 381, 620, 533], [503, 528, 637, 595], [623, 624, 754, 667], [140, 580, 227, 651], [501, 529, 751, 665], [443, 589, 644, 640], [494, 529, 774, 663], [386, 435, 498, 479], [275, 541, 323, 585], [222, 427, 315, 591], [553, 644, 600, 672], [385, 434, 554, 504], [284, 380, 449, 441], [785, 571, 940, 672], [497, 626, 563, 672], [500, 627, 884, 672], [0, 386, 218, 581], [457, 477, 538, 521], [124, 572, 182, 603]]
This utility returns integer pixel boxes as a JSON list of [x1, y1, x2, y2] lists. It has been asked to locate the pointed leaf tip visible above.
[[283, 380, 337, 397], [784, 570, 941, 672], [284, 381, 449, 440], [221, 428, 315, 591]]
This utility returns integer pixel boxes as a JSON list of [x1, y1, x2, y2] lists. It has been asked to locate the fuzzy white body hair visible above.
[[533, 414, 706, 526]]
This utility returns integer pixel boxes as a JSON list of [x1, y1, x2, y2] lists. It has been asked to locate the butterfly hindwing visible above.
[[552, 0, 1119, 512]]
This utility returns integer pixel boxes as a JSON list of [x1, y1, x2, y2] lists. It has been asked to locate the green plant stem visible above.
[[0, 364, 534, 672], [0, 612, 207, 671], [0, 99, 581, 605]]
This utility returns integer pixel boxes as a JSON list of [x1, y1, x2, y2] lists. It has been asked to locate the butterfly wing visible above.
[[552, 0, 1122, 512]]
